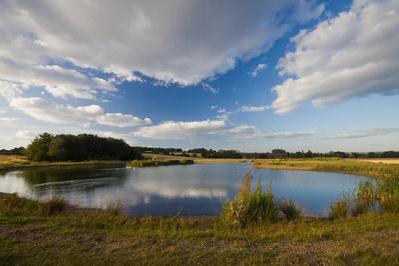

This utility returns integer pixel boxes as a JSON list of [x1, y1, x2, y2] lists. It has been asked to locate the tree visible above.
[[25, 133, 142, 161]]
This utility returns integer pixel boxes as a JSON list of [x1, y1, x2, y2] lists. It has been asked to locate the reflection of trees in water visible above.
[[19, 164, 129, 186]]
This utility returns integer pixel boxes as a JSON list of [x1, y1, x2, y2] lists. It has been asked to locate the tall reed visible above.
[[222, 173, 278, 227]]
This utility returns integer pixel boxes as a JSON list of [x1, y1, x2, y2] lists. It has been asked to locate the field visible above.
[[1, 193, 399, 265], [360, 159, 399, 164]]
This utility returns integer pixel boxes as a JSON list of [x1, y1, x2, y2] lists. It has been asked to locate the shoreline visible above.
[[0, 160, 127, 173], [1, 192, 399, 264]]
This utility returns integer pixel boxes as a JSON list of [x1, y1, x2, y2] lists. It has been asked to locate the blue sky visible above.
[[0, 0, 398, 152]]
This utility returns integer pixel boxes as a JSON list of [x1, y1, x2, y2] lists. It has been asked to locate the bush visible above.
[[42, 197, 68, 215], [330, 200, 349, 219], [222, 174, 278, 227], [279, 199, 301, 221]]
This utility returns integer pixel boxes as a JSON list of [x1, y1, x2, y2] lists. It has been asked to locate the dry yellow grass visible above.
[[359, 159, 399, 164], [0, 155, 29, 169]]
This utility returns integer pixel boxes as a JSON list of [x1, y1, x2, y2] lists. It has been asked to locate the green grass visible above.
[[129, 159, 194, 167], [1, 193, 399, 265]]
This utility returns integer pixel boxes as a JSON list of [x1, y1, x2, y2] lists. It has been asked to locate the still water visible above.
[[0, 163, 370, 217]]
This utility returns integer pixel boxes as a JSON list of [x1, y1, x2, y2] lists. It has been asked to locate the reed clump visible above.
[[278, 199, 302, 221], [222, 173, 278, 227], [330, 200, 349, 219]]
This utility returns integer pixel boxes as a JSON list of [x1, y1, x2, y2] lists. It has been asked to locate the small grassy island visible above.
[[129, 158, 194, 167]]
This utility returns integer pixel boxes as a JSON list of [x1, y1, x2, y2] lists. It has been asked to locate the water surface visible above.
[[0, 163, 370, 217]]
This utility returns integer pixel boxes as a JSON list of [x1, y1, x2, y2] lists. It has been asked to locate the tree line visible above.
[[2, 134, 399, 160], [241, 149, 399, 159]]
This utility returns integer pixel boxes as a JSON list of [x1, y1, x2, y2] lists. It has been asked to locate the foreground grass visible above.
[[1, 195, 399, 265], [0, 155, 127, 172], [254, 158, 399, 179]]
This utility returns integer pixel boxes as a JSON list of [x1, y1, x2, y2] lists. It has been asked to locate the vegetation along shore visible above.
[[1, 133, 399, 264]]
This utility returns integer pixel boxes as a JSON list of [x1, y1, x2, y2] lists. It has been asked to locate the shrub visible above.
[[330, 200, 349, 219], [279, 199, 301, 220], [42, 197, 68, 215], [351, 199, 371, 216]]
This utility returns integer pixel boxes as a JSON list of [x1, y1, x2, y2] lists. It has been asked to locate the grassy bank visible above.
[[0, 155, 127, 173], [253, 158, 399, 179], [1, 193, 399, 265], [129, 159, 194, 167]]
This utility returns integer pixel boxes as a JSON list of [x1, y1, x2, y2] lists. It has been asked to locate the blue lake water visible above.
[[0, 163, 370, 217]]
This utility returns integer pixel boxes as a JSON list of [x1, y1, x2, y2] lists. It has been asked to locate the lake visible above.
[[0, 163, 370, 217]]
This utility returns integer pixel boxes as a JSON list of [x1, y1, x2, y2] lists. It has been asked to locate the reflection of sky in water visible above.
[[0, 163, 370, 217]]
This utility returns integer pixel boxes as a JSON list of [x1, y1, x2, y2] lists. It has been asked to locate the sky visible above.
[[0, 0, 398, 152]]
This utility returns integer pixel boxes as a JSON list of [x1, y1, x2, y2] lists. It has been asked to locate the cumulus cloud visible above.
[[0, 0, 324, 90], [96, 113, 152, 128], [250, 63, 268, 77], [273, 0, 399, 114], [133, 119, 314, 140], [9, 97, 151, 127]]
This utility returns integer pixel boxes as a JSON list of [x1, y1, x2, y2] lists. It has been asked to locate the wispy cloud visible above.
[[201, 83, 219, 94], [327, 128, 399, 139], [238, 104, 271, 112], [10, 97, 152, 127], [249, 63, 267, 77], [133, 119, 314, 140]]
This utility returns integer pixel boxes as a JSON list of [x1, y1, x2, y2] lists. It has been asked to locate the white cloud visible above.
[[16, 130, 37, 141], [328, 128, 399, 139], [250, 63, 268, 77], [133, 119, 314, 140], [0, 60, 116, 100], [273, 0, 399, 114], [133, 120, 228, 139], [201, 83, 219, 94], [0, 0, 324, 89], [0, 117, 16, 123], [238, 105, 271, 112], [96, 113, 152, 128], [223, 125, 314, 139], [9, 97, 151, 127], [0, 81, 26, 99]]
